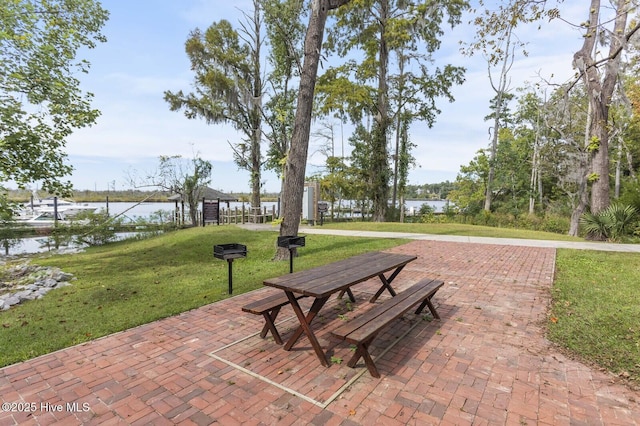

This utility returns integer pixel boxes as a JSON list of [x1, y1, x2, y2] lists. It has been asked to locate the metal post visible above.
[[288, 248, 294, 273], [202, 197, 206, 227], [53, 196, 58, 226], [227, 259, 233, 294]]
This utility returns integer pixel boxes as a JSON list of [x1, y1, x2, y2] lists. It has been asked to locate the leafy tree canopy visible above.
[[0, 0, 109, 199], [164, 9, 264, 207]]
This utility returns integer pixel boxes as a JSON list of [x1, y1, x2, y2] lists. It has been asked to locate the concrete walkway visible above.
[[1, 230, 639, 425], [240, 223, 640, 252]]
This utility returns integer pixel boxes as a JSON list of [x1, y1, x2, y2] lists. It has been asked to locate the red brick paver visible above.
[[1, 241, 638, 425]]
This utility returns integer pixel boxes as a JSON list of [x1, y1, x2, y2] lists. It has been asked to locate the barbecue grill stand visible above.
[[277, 236, 306, 273], [213, 243, 247, 294]]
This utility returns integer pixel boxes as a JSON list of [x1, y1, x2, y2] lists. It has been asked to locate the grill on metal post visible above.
[[213, 243, 247, 294], [277, 236, 305, 273]]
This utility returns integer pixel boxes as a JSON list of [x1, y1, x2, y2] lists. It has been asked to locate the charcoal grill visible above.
[[213, 243, 247, 294], [277, 235, 305, 273]]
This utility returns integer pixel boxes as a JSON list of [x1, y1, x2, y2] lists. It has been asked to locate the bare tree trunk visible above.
[[573, 0, 630, 214], [569, 103, 593, 236], [392, 113, 400, 211], [529, 136, 539, 214], [276, 0, 351, 260], [250, 1, 263, 208], [568, 162, 589, 236], [530, 99, 544, 215], [484, 25, 514, 212], [615, 140, 622, 199], [569, 156, 590, 237], [371, 0, 390, 222], [623, 139, 637, 181], [392, 50, 407, 214], [538, 167, 543, 207]]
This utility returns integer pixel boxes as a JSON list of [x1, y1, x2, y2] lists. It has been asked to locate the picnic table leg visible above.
[[337, 288, 356, 302], [346, 338, 380, 378], [260, 307, 284, 344], [283, 292, 331, 367], [415, 295, 441, 319], [370, 265, 405, 302]]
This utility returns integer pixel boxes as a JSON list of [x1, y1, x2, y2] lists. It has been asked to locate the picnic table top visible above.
[[263, 251, 417, 299]]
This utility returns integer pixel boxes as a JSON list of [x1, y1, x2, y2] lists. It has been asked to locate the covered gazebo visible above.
[[167, 187, 237, 226]]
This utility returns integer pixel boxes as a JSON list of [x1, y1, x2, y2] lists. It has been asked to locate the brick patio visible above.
[[1, 240, 638, 425]]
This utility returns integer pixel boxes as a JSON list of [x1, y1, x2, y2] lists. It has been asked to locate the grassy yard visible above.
[[322, 221, 583, 241], [550, 250, 640, 384], [1, 222, 638, 387]]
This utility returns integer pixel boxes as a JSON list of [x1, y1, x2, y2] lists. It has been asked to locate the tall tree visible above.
[[395, 114, 415, 222], [542, 85, 590, 236], [465, 0, 640, 217], [572, 0, 639, 213], [164, 0, 264, 207], [262, 0, 305, 197], [0, 0, 108, 207], [347, 123, 376, 213], [320, 0, 467, 221], [609, 82, 633, 199], [622, 73, 640, 183], [312, 121, 350, 218], [514, 90, 551, 214], [483, 88, 515, 211], [277, 0, 351, 259]]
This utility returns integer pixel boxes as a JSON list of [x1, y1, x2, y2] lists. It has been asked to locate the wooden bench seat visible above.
[[331, 278, 444, 378], [242, 292, 306, 345]]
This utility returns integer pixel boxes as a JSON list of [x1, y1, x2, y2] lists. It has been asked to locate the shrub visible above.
[[516, 213, 542, 230], [418, 203, 435, 215], [442, 202, 457, 219], [580, 203, 639, 242], [540, 214, 570, 234]]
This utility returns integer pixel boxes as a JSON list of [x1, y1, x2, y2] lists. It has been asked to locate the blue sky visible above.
[[62, 0, 585, 193]]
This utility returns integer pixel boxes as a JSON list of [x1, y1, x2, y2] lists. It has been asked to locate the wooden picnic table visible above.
[[262, 251, 417, 367]]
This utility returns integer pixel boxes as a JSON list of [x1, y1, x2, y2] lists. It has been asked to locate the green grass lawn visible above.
[[1, 222, 638, 387], [550, 250, 640, 384], [322, 221, 583, 241]]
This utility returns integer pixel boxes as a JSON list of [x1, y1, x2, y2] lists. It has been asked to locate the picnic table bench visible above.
[[331, 278, 444, 377]]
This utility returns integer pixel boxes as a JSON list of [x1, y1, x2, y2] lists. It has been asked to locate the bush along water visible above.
[[39, 209, 177, 251]]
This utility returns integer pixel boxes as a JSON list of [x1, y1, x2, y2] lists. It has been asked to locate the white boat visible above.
[[15, 192, 97, 225]]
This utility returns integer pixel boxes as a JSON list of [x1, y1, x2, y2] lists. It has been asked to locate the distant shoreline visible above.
[[6, 189, 278, 204], [7, 189, 445, 204]]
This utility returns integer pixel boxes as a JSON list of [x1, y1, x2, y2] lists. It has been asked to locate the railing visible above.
[[219, 205, 277, 224]]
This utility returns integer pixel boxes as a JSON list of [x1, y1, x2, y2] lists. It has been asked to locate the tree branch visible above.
[[567, 20, 640, 94]]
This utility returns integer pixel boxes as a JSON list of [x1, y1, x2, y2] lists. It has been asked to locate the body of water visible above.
[[4, 199, 446, 255], [89, 199, 446, 218]]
